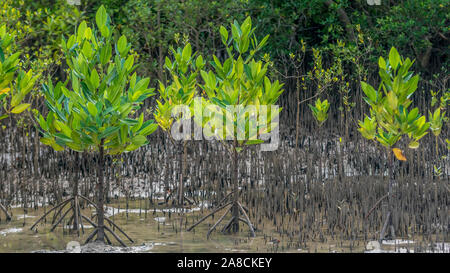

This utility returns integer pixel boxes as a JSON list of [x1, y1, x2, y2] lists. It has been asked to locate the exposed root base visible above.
[[30, 195, 133, 246], [84, 222, 128, 247], [30, 195, 94, 235], [187, 201, 256, 239], [90, 213, 134, 245]]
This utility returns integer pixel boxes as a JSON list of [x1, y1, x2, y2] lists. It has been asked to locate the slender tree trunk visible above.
[[387, 150, 393, 203], [96, 139, 105, 243], [337, 139, 344, 180], [231, 141, 239, 233], [21, 127, 26, 209], [345, 111, 349, 140], [434, 136, 439, 204], [33, 126, 39, 209], [388, 149, 395, 238], [295, 77, 301, 149], [72, 153, 79, 231], [381, 148, 395, 241], [435, 136, 439, 159], [178, 141, 187, 205]]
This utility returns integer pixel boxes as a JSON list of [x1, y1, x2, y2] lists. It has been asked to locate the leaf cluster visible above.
[[358, 47, 430, 149], [36, 6, 157, 154]]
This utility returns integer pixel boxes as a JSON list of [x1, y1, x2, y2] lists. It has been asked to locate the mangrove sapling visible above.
[[429, 91, 448, 164], [429, 107, 446, 176], [306, 51, 343, 182], [308, 97, 330, 186], [309, 98, 330, 128], [31, 6, 158, 245], [428, 92, 448, 205], [0, 25, 38, 221], [358, 47, 430, 242], [187, 17, 284, 237], [155, 43, 205, 206]]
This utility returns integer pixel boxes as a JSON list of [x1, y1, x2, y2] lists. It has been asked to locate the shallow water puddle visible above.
[[16, 215, 36, 220], [381, 239, 415, 245], [365, 242, 449, 253], [0, 228, 23, 236], [103, 203, 209, 217], [0, 204, 448, 253]]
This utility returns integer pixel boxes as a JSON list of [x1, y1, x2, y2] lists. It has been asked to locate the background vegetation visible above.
[[1, 0, 448, 133]]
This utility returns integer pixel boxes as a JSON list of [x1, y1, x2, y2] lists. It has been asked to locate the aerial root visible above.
[[379, 211, 395, 243], [0, 202, 12, 221], [217, 190, 238, 207], [50, 206, 72, 232], [365, 193, 394, 220], [30, 197, 72, 231], [187, 201, 256, 238], [103, 225, 127, 247], [187, 201, 233, 231], [207, 205, 233, 239], [237, 201, 255, 237], [84, 228, 98, 244], [91, 213, 134, 243], [31, 195, 98, 236], [104, 217, 134, 243], [83, 216, 127, 247], [221, 217, 235, 233]]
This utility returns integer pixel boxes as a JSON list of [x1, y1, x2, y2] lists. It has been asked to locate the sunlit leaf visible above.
[[393, 148, 407, 161]]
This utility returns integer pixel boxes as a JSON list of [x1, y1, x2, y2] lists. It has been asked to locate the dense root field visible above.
[[1, 198, 448, 253], [1, 133, 448, 253]]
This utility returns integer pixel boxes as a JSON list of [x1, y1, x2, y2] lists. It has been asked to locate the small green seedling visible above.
[[429, 89, 448, 157], [429, 108, 446, 150], [309, 98, 330, 126]]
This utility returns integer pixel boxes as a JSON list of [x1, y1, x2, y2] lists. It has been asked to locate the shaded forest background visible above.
[[1, 0, 448, 138]]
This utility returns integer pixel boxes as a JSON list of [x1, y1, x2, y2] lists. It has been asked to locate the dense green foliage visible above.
[[5, 0, 445, 80], [0, 24, 38, 121], [155, 43, 204, 135], [0, 0, 82, 84], [358, 47, 430, 149], [309, 98, 330, 126], [36, 5, 157, 154], [0, 0, 448, 141], [198, 16, 283, 151]]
